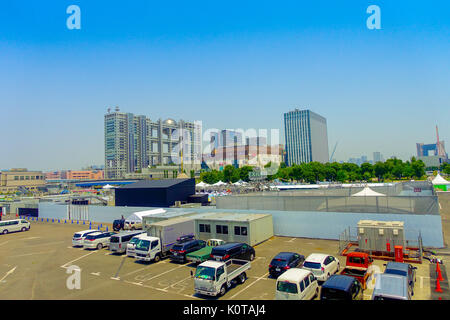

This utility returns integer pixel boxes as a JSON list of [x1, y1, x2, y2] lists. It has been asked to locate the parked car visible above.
[[109, 230, 145, 254], [269, 252, 305, 278], [124, 220, 142, 230], [113, 219, 125, 231], [72, 229, 99, 247], [302, 253, 340, 282], [0, 219, 30, 235], [83, 231, 116, 250], [170, 239, 206, 263], [126, 233, 150, 258], [383, 262, 417, 296], [275, 268, 319, 300], [210, 243, 256, 262], [320, 274, 364, 300], [371, 273, 411, 300]]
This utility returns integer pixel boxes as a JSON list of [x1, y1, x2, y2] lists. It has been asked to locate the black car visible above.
[[170, 239, 206, 263], [320, 275, 363, 300], [269, 252, 305, 278], [113, 219, 125, 231], [210, 242, 255, 262]]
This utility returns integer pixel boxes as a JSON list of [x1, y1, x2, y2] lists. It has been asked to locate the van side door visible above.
[[216, 265, 226, 289]]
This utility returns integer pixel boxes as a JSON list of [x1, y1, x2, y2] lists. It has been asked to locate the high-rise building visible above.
[[104, 108, 202, 179], [373, 152, 384, 163], [283, 109, 329, 166]]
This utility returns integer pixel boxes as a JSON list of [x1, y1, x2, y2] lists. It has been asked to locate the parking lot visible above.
[[0, 219, 443, 300]]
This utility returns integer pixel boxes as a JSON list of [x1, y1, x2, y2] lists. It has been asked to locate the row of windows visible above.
[[13, 175, 44, 181], [199, 224, 248, 236]]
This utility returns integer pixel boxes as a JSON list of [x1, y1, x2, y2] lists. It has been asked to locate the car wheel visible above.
[[97, 243, 103, 250], [219, 285, 227, 297], [154, 254, 161, 262], [314, 288, 319, 299], [2, 230, 8, 235], [327, 273, 330, 279], [239, 273, 246, 284], [249, 253, 255, 261], [21, 227, 26, 232]]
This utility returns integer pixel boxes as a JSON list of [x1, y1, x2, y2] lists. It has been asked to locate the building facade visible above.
[[0, 169, 46, 193], [284, 109, 329, 166], [104, 108, 202, 179], [65, 170, 104, 180]]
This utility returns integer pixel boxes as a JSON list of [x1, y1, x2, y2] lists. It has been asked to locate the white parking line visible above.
[[228, 272, 269, 300], [8, 251, 54, 258], [61, 250, 97, 268], [141, 265, 186, 283], [163, 275, 192, 290]]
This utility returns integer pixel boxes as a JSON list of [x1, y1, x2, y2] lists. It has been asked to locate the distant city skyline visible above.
[[1, 1, 449, 171]]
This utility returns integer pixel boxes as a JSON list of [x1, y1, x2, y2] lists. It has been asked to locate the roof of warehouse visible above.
[[118, 178, 194, 189], [194, 212, 271, 222]]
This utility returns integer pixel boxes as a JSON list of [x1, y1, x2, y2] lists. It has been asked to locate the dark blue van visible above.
[[320, 275, 363, 300]]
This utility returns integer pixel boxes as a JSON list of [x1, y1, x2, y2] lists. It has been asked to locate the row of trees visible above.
[[269, 157, 427, 183], [199, 157, 429, 184]]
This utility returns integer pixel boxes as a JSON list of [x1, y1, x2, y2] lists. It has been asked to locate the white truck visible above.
[[134, 217, 194, 262], [194, 259, 251, 297]]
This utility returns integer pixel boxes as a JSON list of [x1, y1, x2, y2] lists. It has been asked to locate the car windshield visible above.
[[130, 238, 140, 244], [172, 244, 184, 251], [136, 240, 150, 251], [73, 233, 82, 238], [271, 259, 288, 267], [195, 266, 215, 281], [385, 269, 407, 277], [303, 261, 321, 269], [110, 237, 120, 243], [277, 281, 298, 294]]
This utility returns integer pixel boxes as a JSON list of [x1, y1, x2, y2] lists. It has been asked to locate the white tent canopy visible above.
[[102, 184, 114, 189], [351, 186, 386, 197], [432, 174, 450, 185], [125, 208, 166, 223], [196, 181, 210, 187], [213, 181, 226, 186]]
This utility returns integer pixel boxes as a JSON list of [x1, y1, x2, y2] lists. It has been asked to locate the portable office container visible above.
[[194, 212, 273, 246], [357, 220, 405, 253]]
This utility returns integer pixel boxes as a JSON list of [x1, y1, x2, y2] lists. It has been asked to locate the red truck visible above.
[[339, 252, 373, 289]]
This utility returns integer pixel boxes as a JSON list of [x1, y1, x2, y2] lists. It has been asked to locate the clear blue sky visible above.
[[1, 1, 449, 171]]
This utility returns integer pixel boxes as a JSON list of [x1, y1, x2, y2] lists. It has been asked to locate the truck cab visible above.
[[339, 252, 373, 289], [134, 235, 162, 262]]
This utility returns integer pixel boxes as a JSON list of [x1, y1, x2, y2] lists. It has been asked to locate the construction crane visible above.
[[329, 141, 339, 163]]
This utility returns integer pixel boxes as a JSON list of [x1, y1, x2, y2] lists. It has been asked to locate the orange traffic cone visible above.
[[436, 278, 443, 293], [436, 263, 444, 281]]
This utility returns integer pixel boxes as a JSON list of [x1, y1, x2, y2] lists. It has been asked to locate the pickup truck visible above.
[[339, 252, 373, 289], [186, 239, 226, 264], [194, 259, 251, 297]]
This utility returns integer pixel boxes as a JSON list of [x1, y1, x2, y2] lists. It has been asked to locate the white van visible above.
[[275, 268, 319, 300], [0, 219, 31, 234]]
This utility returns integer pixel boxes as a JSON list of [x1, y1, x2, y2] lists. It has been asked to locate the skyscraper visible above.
[[284, 109, 329, 166], [104, 108, 202, 179]]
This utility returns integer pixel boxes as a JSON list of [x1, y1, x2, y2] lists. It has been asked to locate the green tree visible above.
[[374, 162, 387, 181], [336, 170, 349, 182]]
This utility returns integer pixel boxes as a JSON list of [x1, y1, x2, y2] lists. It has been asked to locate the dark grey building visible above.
[[114, 178, 195, 207]]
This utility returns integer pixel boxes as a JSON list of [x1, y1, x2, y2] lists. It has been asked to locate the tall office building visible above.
[[373, 152, 384, 163], [284, 109, 329, 166], [104, 108, 202, 179]]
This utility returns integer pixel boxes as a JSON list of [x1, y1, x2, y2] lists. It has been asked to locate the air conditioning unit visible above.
[[378, 229, 384, 235], [393, 229, 399, 236], [359, 228, 364, 234]]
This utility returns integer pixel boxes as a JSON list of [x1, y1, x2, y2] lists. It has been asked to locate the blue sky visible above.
[[1, 1, 449, 171]]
